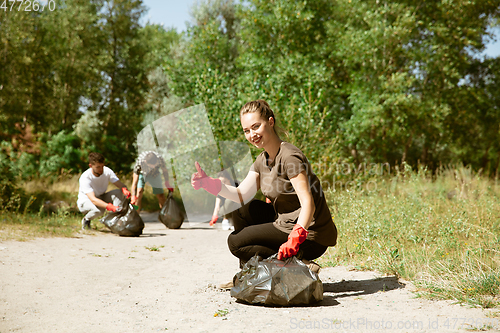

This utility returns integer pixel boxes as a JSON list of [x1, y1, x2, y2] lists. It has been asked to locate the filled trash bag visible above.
[[100, 200, 144, 237], [158, 192, 184, 229], [230, 254, 323, 306]]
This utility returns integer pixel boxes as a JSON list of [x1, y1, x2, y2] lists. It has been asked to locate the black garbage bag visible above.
[[158, 192, 184, 229], [100, 200, 144, 237], [230, 254, 323, 306]]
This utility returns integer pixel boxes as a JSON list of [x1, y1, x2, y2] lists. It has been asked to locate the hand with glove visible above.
[[106, 203, 121, 213], [190, 162, 221, 196], [164, 181, 174, 192], [277, 223, 309, 260], [121, 187, 131, 199], [209, 215, 219, 226]]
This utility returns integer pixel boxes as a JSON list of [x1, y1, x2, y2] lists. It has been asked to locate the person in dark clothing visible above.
[[191, 100, 337, 288]]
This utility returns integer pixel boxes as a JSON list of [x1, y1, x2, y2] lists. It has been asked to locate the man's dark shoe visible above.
[[81, 218, 91, 230]]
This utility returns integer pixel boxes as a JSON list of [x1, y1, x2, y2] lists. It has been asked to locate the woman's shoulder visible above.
[[280, 142, 306, 158], [254, 150, 267, 162], [250, 149, 270, 174]]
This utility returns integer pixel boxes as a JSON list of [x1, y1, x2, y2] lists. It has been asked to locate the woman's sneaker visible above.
[[219, 274, 239, 290], [81, 218, 91, 230], [302, 259, 321, 274], [218, 280, 234, 290]]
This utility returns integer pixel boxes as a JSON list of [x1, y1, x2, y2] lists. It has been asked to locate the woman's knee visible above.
[[227, 232, 253, 260], [301, 242, 328, 260], [227, 233, 240, 257], [232, 199, 275, 230]]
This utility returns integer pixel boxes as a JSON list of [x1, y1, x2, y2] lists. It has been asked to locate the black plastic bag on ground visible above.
[[100, 200, 144, 237], [230, 254, 323, 306], [158, 192, 184, 229]]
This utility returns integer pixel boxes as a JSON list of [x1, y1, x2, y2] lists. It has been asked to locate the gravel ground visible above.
[[1, 212, 499, 333]]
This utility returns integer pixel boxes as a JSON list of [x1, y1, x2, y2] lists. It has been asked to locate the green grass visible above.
[[318, 165, 500, 308], [0, 211, 82, 241], [145, 245, 165, 251], [214, 308, 229, 317]]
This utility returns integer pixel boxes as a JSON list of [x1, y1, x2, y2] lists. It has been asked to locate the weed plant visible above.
[[319, 165, 500, 308]]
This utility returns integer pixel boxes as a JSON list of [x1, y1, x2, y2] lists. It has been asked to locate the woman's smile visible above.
[[252, 135, 262, 145]]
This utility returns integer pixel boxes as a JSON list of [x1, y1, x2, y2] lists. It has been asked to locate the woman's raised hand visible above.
[[190, 162, 222, 196]]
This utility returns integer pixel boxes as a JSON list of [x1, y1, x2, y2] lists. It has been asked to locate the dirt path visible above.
[[1, 213, 499, 333]]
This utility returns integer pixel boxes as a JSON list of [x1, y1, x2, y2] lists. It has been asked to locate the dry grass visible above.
[[318, 165, 500, 308], [0, 211, 82, 241]]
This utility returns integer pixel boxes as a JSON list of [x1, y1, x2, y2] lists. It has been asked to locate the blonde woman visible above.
[[191, 100, 337, 287]]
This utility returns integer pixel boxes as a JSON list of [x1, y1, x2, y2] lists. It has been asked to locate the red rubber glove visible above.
[[277, 224, 309, 260], [266, 197, 272, 204], [209, 215, 218, 226], [106, 203, 120, 212], [130, 195, 138, 205], [121, 187, 131, 199], [164, 181, 174, 192], [190, 161, 221, 196]]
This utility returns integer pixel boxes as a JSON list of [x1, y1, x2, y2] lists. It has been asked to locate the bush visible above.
[[38, 131, 88, 177]]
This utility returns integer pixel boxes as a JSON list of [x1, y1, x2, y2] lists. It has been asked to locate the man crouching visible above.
[[77, 152, 131, 230]]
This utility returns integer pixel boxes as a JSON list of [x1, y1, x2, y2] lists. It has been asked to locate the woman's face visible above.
[[142, 155, 159, 175], [240, 112, 275, 148]]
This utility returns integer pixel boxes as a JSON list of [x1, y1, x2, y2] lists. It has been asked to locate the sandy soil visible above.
[[1, 212, 499, 333]]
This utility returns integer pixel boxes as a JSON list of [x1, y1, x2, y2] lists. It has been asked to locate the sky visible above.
[[141, 0, 195, 32], [141, 0, 500, 58]]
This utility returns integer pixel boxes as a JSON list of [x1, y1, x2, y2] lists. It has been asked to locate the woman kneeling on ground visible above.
[[191, 99, 337, 288]]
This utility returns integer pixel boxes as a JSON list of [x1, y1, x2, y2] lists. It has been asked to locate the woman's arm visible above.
[[213, 174, 230, 216], [217, 170, 259, 204], [276, 170, 315, 260], [131, 173, 139, 197], [212, 196, 221, 216], [289, 170, 315, 229], [161, 166, 169, 181], [161, 167, 174, 190]]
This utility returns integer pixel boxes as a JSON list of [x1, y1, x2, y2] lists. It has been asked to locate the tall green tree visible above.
[[40, 0, 106, 133], [139, 24, 183, 125], [95, 0, 147, 168], [0, 6, 44, 135], [168, 0, 500, 176], [236, 0, 342, 163], [166, 0, 244, 142], [0, 0, 106, 135], [334, 0, 500, 169]]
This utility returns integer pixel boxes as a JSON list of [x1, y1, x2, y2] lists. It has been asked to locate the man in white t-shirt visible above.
[[77, 152, 131, 230]]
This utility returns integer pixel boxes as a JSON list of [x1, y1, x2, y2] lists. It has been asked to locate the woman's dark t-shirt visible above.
[[250, 142, 337, 246]]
